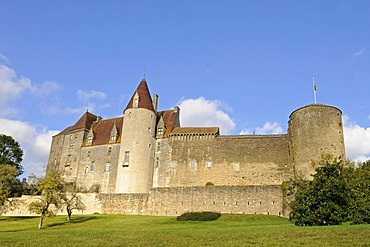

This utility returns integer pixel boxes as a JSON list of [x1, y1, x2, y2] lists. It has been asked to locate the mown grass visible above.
[[0, 214, 369, 246]]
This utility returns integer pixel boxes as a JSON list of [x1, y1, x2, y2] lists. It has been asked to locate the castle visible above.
[[47, 79, 345, 216]]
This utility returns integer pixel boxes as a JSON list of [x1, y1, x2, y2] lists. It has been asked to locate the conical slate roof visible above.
[[124, 79, 154, 112]]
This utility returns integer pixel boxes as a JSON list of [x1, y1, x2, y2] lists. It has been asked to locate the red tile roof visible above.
[[86, 117, 123, 146], [124, 79, 154, 112], [157, 109, 180, 137], [61, 111, 98, 133]]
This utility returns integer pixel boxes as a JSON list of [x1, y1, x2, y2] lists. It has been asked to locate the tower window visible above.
[[90, 161, 95, 172], [123, 151, 129, 167], [105, 162, 111, 172], [190, 160, 197, 168]]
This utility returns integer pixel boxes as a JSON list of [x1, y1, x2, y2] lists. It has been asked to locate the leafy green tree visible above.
[[28, 172, 65, 229], [289, 157, 350, 226], [62, 182, 85, 221], [0, 164, 19, 212], [0, 134, 24, 176], [347, 161, 370, 224]]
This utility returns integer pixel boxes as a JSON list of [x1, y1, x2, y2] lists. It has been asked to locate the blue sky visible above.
[[1, 1, 370, 177]]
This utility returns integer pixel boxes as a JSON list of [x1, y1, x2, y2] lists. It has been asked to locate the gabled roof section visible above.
[[83, 117, 124, 146], [157, 109, 180, 137], [61, 111, 98, 133], [170, 127, 219, 136], [124, 79, 154, 112]]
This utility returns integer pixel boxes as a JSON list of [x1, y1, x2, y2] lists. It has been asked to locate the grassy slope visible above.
[[0, 214, 369, 247]]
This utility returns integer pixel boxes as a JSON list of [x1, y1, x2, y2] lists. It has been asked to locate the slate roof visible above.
[[124, 79, 154, 112]]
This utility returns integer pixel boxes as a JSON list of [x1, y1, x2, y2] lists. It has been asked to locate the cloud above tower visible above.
[[178, 97, 236, 135]]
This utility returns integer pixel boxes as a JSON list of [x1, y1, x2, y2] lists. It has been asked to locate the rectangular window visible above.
[[170, 161, 177, 168], [105, 162, 111, 172], [190, 160, 197, 168], [90, 161, 95, 172], [207, 161, 212, 168], [155, 157, 159, 168], [123, 151, 129, 167]]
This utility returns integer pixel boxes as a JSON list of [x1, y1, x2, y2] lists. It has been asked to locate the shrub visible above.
[[177, 211, 221, 221]]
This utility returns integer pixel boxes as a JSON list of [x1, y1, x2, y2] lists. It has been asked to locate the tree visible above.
[[347, 161, 370, 224], [28, 172, 65, 229], [289, 157, 351, 226], [61, 182, 85, 221], [0, 134, 24, 176], [0, 164, 19, 213]]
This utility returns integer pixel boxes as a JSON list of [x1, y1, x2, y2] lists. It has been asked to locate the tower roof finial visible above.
[[143, 64, 146, 80]]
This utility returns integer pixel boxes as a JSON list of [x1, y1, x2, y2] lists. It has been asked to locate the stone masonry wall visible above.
[[147, 186, 284, 216], [154, 135, 292, 187]]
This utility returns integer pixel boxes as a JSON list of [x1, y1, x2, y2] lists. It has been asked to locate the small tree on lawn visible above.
[[289, 156, 350, 226], [28, 171, 65, 229], [62, 182, 85, 221]]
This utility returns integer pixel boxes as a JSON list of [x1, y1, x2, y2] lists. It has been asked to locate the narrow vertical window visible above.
[[90, 161, 95, 172], [105, 162, 111, 172], [123, 151, 129, 167]]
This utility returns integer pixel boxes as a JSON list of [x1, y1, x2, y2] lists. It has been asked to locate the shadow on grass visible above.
[[46, 216, 97, 228], [0, 216, 37, 221]]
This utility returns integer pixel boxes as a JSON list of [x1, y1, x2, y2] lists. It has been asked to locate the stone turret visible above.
[[288, 104, 345, 179], [115, 79, 157, 193]]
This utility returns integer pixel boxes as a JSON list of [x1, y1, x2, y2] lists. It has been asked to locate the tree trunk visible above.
[[67, 209, 72, 221], [38, 215, 45, 229]]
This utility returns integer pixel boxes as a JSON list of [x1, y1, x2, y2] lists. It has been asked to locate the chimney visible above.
[[95, 116, 102, 123], [174, 106, 180, 113], [153, 94, 158, 112]]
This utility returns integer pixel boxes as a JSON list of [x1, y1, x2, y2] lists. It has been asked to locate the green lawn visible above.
[[0, 214, 369, 246]]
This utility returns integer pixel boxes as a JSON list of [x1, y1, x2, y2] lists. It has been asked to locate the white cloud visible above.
[[0, 53, 10, 64], [0, 64, 32, 106], [353, 48, 365, 57], [343, 115, 370, 162], [77, 90, 106, 102], [178, 97, 236, 134], [240, 122, 284, 135], [31, 81, 63, 97], [0, 64, 62, 117], [0, 118, 59, 177]]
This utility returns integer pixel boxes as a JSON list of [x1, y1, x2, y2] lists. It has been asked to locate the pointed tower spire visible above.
[[124, 79, 154, 112]]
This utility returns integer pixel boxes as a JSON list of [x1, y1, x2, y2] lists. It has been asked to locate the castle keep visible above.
[[47, 79, 345, 216]]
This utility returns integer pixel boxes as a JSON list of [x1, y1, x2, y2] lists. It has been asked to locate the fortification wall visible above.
[[147, 185, 285, 216], [3, 186, 285, 217], [98, 193, 149, 214], [2, 193, 100, 216], [154, 135, 292, 187]]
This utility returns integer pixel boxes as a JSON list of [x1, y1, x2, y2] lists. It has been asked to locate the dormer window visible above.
[[86, 126, 94, 146], [87, 136, 93, 145], [133, 92, 139, 108], [110, 122, 119, 143]]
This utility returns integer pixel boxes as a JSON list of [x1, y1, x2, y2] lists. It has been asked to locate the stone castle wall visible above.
[[3, 185, 285, 217], [153, 135, 292, 188]]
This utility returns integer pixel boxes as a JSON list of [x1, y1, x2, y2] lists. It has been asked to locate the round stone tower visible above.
[[115, 79, 157, 193], [288, 104, 345, 180]]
